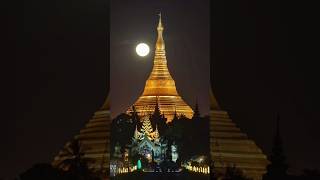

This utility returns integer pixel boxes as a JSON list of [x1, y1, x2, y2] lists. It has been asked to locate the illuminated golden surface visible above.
[[127, 14, 193, 121], [209, 90, 269, 180]]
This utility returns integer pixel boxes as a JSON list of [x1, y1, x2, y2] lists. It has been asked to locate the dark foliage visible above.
[[110, 105, 210, 172], [56, 139, 98, 179], [164, 113, 210, 161], [262, 115, 320, 180], [151, 101, 168, 136], [110, 113, 136, 153], [222, 166, 252, 180], [264, 114, 288, 180], [16, 163, 101, 180], [17, 163, 63, 180], [299, 169, 320, 180]]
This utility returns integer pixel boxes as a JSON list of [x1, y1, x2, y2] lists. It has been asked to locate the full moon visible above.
[[136, 43, 150, 57]]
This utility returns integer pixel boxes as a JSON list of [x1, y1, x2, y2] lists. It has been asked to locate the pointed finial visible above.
[[158, 12, 162, 27], [156, 12, 165, 50], [193, 99, 200, 119], [157, 12, 163, 31]]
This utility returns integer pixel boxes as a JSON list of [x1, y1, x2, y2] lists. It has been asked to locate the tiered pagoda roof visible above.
[[127, 14, 193, 122], [209, 89, 269, 180]]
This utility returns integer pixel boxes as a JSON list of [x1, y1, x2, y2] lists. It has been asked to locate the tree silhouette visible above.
[[300, 169, 320, 180], [110, 113, 135, 151], [57, 139, 95, 179], [192, 101, 200, 120], [264, 113, 288, 180], [131, 105, 140, 127], [151, 99, 167, 135], [17, 163, 63, 180], [223, 166, 252, 180]]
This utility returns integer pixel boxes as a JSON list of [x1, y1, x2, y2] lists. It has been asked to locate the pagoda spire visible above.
[[153, 125, 160, 140], [134, 125, 142, 140], [141, 116, 153, 137], [153, 97, 161, 116], [143, 13, 178, 96], [156, 12, 165, 51], [192, 100, 200, 119], [127, 14, 194, 121]]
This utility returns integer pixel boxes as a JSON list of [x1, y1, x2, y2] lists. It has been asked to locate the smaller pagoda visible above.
[[130, 115, 167, 163]]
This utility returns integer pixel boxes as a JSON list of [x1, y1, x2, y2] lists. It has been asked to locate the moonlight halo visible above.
[[136, 43, 150, 57]]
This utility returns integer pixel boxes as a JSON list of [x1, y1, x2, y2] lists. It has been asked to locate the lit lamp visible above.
[[137, 159, 142, 170]]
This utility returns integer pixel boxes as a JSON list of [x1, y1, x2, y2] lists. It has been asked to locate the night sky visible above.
[[8, 0, 320, 179]]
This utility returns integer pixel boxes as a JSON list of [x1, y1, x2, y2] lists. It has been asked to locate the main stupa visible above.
[[127, 14, 193, 121]]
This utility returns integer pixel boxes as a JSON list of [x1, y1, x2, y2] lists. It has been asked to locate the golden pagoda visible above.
[[127, 14, 193, 121], [209, 89, 269, 180]]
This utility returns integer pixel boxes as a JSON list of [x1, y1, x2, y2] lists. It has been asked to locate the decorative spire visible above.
[[156, 12, 165, 51], [127, 13, 194, 121], [146, 13, 174, 91], [141, 116, 153, 137], [158, 12, 162, 29], [153, 125, 160, 140], [134, 125, 139, 139], [192, 100, 200, 119], [153, 97, 161, 117], [134, 125, 143, 140]]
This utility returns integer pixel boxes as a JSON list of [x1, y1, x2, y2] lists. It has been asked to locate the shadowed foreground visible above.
[[112, 171, 210, 180]]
